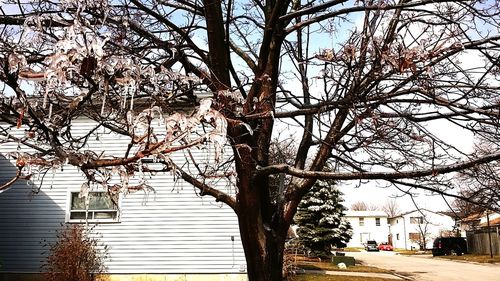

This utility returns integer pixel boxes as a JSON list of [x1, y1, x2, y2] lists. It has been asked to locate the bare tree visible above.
[[452, 188, 489, 217], [383, 199, 402, 217], [410, 216, 432, 250], [1, 1, 500, 280], [454, 142, 500, 215], [350, 201, 379, 211]]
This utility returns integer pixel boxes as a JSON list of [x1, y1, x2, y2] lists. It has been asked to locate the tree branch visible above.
[[257, 152, 500, 180], [285, 0, 470, 33], [172, 163, 237, 212], [0, 166, 23, 191]]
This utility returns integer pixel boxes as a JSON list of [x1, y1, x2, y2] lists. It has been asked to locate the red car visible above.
[[377, 243, 393, 251]]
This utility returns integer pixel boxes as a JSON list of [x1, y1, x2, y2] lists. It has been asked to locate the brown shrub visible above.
[[42, 224, 107, 281]]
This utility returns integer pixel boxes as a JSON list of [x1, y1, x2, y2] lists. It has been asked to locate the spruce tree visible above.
[[295, 179, 352, 258]]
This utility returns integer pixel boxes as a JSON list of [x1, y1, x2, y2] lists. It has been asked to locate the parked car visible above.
[[432, 237, 467, 256], [377, 242, 393, 251], [365, 240, 379, 251]]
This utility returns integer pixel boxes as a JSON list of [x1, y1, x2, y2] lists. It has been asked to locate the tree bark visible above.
[[238, 207, 287, 281], [203, 0, 231, 90], [236, 168, 288, 281], [211, 2, 292, 279], [231, 129, 289, 281]]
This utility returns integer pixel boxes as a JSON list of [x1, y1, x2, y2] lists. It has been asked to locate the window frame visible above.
[[375, 217, 381, 226], [410, 216, 424, 224], [66, 190, 121, 224], [409, 232, 421, 240], [359, 217, 365, 226]]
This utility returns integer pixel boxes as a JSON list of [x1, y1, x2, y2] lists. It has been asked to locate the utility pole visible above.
[[486, 211, 493, 259]]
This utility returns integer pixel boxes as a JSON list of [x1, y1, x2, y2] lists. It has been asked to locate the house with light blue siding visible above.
[[0, 119, 247, 281]]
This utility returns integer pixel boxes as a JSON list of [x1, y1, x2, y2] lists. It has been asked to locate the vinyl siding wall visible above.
[[344, 211, 390, 248], [0, 119, 246, 274], [389, 211, 455, 250]]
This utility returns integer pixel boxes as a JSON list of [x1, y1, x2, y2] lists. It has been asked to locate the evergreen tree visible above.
[[295, 180, 352, 258]]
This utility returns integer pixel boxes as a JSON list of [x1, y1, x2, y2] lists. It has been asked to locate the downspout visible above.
[[403, 216, 407, 250], [388, 221, 392, 245]]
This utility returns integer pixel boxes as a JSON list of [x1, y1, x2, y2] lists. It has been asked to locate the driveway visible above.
[[348, 251, 500, 281]]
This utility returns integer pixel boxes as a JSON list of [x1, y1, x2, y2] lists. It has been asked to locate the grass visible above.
[[394, 249, 430, 255], [295, 274, 397, 281], [435, 254, 500, 263], [292, 254, 398, 281], [294, 255, 390, 273], [342, 247, 363, 252], [297, 262, 391, 273]]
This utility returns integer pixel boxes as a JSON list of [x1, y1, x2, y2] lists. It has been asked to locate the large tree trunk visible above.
[[238, 211, 287, 281], [233, 147, 289, 281]]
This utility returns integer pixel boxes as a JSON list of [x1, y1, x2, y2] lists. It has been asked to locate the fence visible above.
[[466, 227, 500, 255]]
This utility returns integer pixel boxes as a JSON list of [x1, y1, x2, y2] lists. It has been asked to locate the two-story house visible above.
[[345, 209, 456, 250], [344, 211, 390, 247], [389, 209, 455, 250], [0, 118, 247, 281]]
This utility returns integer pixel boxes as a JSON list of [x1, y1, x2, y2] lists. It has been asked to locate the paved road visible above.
[[348, 251, 500, 281]]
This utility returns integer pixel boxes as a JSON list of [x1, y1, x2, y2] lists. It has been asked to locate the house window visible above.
[[396, 233, 400, 240], [376, 218, 381, 226], [410, 216, 424, 224], [359, 217, 364, 226], [68, 192, 119, 222], [409, 233, 421, 240]]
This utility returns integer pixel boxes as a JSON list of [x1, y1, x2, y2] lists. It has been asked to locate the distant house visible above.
[[460, 212, 484, 233], [460, 212, 500, 233], [389, 209, 455, 250], [344, 211, 390, 247], [461, 212, 500, 255], [0, 119, 247, 281], [345, 209, 456, 250], [477, 213, 500, 228]]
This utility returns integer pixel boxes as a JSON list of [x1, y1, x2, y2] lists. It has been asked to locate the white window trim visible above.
[[65, 189, 121, 224]]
